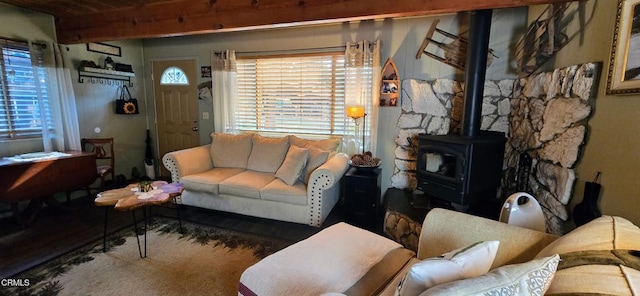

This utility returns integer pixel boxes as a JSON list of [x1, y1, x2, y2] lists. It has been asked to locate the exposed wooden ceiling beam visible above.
[[55, 0, 575, 44]]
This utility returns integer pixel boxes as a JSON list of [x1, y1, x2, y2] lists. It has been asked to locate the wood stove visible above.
[[414, 10, 506, 211], [416, 131, 505, 207]]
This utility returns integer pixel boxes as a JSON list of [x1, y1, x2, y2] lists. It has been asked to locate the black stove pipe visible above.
[[461, 9, 493, 138]]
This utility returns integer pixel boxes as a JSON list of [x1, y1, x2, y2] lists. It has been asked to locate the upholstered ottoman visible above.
[[238, 222, 415, 296]]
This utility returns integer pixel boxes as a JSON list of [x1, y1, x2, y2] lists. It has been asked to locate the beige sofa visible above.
[[240, 208, 640, 295], [162, 133, 349, 227]]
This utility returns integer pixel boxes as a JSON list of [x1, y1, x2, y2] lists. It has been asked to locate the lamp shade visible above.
[[346, 105, 365, 118]]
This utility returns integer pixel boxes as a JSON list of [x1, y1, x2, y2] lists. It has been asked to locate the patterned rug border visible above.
[[2, 216, 291, 296]]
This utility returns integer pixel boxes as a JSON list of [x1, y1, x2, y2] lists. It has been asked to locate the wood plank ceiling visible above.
[[0, 0, 575, 44]]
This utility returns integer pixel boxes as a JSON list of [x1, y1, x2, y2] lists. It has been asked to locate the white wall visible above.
[[142, 7, 528, 193]]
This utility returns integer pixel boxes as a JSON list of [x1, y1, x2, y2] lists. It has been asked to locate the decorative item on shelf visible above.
[[80, 60, 99, 69], [104, 57, 115, 70], [115, 63, 133, 73]]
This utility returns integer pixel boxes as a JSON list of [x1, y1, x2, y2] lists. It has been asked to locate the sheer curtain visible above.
[[343, 40, 381, 156], [37, 42, 80, 151], [211, 50, 238, 133]]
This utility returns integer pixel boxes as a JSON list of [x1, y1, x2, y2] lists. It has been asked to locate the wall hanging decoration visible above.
[[606, 0, 640, 94], [380, 58, 399, 107], [115, 85, 139, 114], [515, 3, 570, 76], [416, 18, 497, 71], [87, 42, 121, 56], [201, 66, 212, 78]]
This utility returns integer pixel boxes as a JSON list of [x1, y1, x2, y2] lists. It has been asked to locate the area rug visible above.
[[1, 217, 292, 296]]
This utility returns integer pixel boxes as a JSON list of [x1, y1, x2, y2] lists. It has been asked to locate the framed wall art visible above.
[[606, 0, 640, 95], [86, 42, 121, 57]]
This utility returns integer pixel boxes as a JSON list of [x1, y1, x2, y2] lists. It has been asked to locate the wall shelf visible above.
[[78, 67, 135, 86], [380, 58, 399, 107]]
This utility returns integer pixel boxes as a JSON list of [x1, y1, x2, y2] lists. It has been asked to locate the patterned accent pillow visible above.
[[395, 241, 500, 296], [421, 254, 560, 296]]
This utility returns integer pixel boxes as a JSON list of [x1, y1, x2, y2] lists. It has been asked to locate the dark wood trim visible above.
[[54, 0, 577, 44]]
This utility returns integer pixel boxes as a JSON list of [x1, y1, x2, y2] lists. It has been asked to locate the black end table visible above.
[[342, 167, 382, 232]]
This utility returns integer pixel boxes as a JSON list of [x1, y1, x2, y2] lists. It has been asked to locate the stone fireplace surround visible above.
[[392, 63, 598, 235]]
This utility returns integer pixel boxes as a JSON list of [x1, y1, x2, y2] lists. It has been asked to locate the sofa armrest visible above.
[[306, 152, 349, 226], [418, 208, 559, 268], [309, 152, 349, 188], [162, 144, 213, 183]]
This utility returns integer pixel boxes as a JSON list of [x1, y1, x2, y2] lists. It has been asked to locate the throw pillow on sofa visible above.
[[288, 135, 341, 152], [276, 145, 309, 185], [210, 133, 252, 168], [395, 241, 500, 296], [247, 134, 290, 173], [300, 146, 330, 184], [422, 254, 560, 296]]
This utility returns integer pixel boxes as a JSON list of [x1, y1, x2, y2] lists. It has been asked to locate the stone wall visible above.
[[503, 63, 598, 234], [392, 78, 513, 190], [391, 63, 598, 235]]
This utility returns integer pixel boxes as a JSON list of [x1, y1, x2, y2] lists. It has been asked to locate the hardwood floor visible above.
[[0, 194, 346, 279]]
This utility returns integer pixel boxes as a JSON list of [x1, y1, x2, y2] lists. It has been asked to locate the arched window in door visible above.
[[160, 66, 189, 85]]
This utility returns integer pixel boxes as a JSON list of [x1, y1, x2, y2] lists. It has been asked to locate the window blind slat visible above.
[[237, 53, 349, 136], [0, 39, 52, 139]]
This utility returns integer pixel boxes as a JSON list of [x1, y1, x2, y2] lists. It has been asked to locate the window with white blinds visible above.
[[236, 53, 348, 136], [0, 39, 51, 140]]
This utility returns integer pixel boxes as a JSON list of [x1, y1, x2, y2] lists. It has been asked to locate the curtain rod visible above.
[[234, 45, 347, 55]]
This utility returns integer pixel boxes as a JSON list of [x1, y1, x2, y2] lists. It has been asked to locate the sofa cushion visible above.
[[210, 133, 252, 169], [247, 134, 290, 173], [534, 215, 640, 295], [288, 135, 340, 152], [219, 170, 276, 199], [396, 241, 500, 296], [275, 145, 309, 185], [261, 178, 307, 205], [422, 254, 560, 296], [301, 146, 330, 184], [180, 167, 245, 195]]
